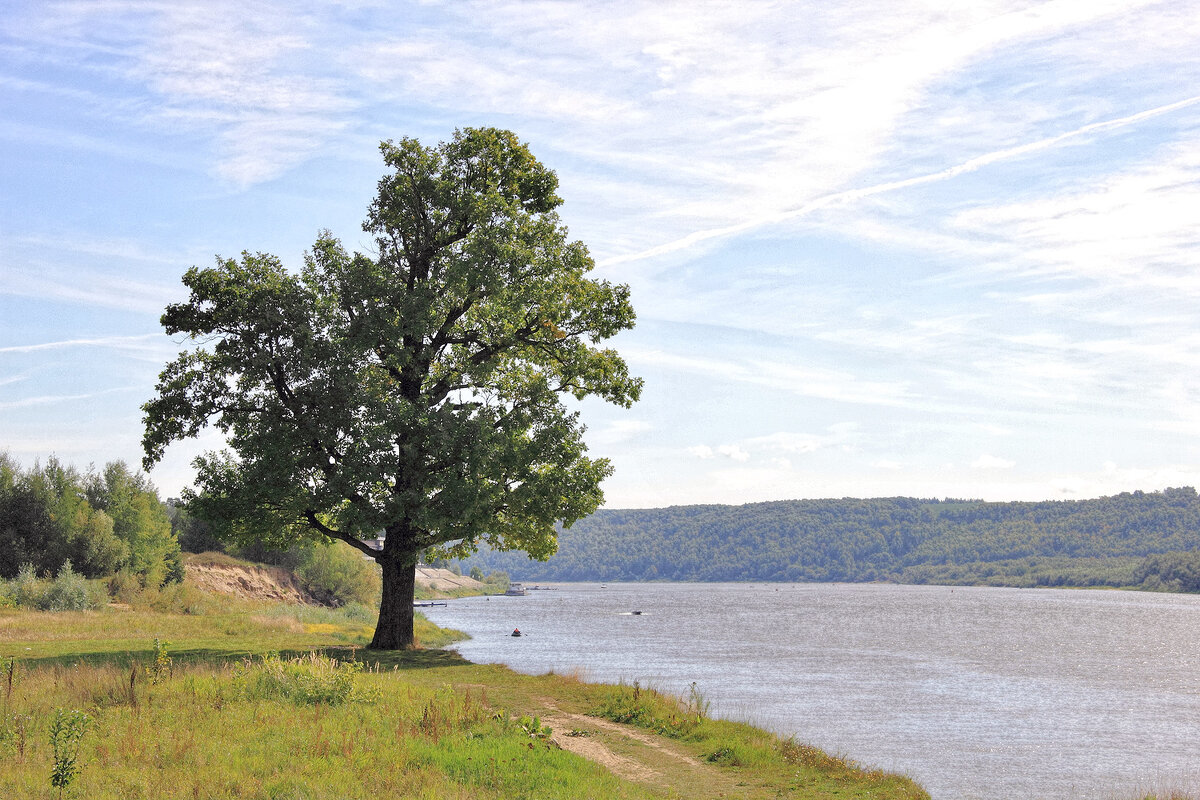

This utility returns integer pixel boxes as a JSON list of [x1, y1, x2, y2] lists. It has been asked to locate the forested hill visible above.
[[461, 487, 1200, 590]]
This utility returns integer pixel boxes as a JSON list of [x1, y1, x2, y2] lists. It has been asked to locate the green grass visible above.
[[590, 679, 929, 799], [0, 598, 931, 799], [0, 660, 649, 799]]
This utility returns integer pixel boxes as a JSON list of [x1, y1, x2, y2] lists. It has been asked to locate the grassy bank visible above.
[[0, 597, 930, 799]]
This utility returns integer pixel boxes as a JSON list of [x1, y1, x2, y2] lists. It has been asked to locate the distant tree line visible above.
[[0, 453, 182, 586], [460, 488, 1200, 592]]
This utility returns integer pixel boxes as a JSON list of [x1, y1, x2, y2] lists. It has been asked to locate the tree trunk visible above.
[[370, 548, 418, 650]]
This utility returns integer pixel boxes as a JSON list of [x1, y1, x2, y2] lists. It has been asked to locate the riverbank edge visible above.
[[1, 602, 931, 799]]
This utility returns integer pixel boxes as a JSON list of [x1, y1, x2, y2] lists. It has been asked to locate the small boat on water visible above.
[[505, 583, 527, 596]]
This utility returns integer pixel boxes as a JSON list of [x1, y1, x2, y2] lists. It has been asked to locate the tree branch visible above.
[[303, 510, 376, 558]]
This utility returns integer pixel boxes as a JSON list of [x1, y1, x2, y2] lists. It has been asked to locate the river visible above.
[[421, 582, 1200, 800]]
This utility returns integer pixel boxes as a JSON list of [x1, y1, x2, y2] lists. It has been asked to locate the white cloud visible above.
[[1, 267, 179, 315], [626, 347, 915, 409], [971, 454, 1017, 470], [952, 141, 1200, 290], [590, 419, 653, 445], [0, 386, 142, 411], [716, 444, 750, 462], [744, 426, 860, 456], [9, 1, 359, 188]]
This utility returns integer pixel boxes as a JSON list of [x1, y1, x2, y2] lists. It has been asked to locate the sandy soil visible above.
[[185, 560, 483, 604], [415, 566, 486, 594], [186, 562, 315, 603]]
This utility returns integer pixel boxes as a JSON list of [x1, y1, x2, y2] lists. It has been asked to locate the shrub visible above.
[[593, 680, 706, 739], [296, 541, 381, 607], [231, 652, 379, 706], [106, 569, 141, 604], [12, 563, 44, 608], [485, 570, 510, 592], [6, 561, 102, 611], [41, 561, 96, 612]]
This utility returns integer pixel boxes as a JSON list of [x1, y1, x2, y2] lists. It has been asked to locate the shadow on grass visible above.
[[11, 645, 474, 672]]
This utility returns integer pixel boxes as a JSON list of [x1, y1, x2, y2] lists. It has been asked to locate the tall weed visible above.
[[48, 708, 91, 798], [231, 652, 379, 706], [593, 679, 706, 738]]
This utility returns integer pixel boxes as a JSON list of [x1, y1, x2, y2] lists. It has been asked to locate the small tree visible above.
[[142, 128, 641, 648]]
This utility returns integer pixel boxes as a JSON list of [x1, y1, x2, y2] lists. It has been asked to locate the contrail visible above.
[[0, 334, 162, 354], [600, 94, 1200, 267]]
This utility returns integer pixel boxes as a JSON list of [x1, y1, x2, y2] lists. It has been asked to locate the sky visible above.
[[4, 1, 1200, 509]]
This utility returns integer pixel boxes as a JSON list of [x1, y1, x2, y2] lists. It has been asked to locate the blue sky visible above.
[[4, 1, 1200, 508]]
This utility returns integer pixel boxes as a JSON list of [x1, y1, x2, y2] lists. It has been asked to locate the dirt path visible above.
[[535, 701, 760, 798]]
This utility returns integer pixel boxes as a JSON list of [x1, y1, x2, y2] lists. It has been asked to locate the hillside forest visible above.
[[7, 450, 1200, 595], [461, 488, 1200, 592]]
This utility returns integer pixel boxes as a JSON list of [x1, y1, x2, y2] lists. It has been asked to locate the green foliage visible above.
[[41, 561, 96, 612], [85, 461, 182, 587], [146, 638, 172, 684], [5, 561, 102, 612], [11, 562, 43, 608], [593, 680, 707, 739], [1133, 550, 1200, 592], [295, 540, 381, 607], [0, 454, 125, 580], [517, 713, 553, 739], [231, 652, 379, 706], [167, 498, 225, 554], [48, 708, 90, 797], [141, 128, 642, 649], [0, 454, 181, 588], [466, 488, 1200, 590], [484, 570, 510, 593]]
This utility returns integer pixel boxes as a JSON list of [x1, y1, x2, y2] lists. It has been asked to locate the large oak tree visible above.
[[142, 128, 641, 648]]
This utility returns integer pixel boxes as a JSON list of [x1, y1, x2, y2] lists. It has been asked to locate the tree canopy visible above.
[[0, 453, 181, 585], [142, 128, 642, 648]]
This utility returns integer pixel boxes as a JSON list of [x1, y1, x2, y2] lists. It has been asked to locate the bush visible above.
[[231, 652, 379, 705], [12, 563, 43, 608], [296, 541, 381, 607], [106, 569, 142, 605], [485, 570, 510, 592], [7, 561, 100, 611], [106, 569, 213, 614], [41, 561, 95, 611]]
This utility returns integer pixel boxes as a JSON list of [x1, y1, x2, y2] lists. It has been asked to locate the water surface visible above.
[[423, 582, 1200, 800]]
